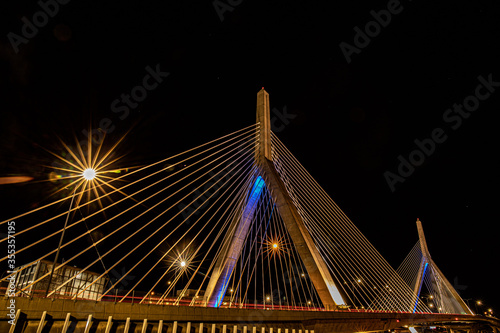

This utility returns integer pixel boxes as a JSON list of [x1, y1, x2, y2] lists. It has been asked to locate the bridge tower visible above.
[[203, 88, 346, 309], [412, 218, 473, 314]]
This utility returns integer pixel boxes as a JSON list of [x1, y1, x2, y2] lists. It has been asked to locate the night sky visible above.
[[1, 0, 499, 314]]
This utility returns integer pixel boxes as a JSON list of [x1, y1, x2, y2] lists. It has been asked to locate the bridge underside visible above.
[[2, 298, 498, 333]]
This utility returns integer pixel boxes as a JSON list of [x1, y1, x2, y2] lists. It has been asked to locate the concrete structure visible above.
[[1, 297, 498, 333], [412, 219, 473, 315], [204, 89, 345, 309]]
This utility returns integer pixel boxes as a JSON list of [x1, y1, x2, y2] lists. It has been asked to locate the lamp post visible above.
[[45, 168, 96, 297], [475, 300, 483, 315]]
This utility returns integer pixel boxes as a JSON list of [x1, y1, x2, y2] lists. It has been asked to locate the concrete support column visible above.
[[61, 313, 71, 333], [204, 176, 264, 307], [36, 311, 47, 333], [84, 314, 93, 333], [124, 317, 131, 333], [256, 88, 271, 161], [104, 316, 113, 333], [8, 309, 21, 333], [262, 159, 344, 308], [415, 219, 473, 315]]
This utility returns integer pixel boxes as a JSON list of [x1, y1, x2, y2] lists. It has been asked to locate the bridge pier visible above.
[[204, 88, 346, 310], [412, 219, 473, 315]]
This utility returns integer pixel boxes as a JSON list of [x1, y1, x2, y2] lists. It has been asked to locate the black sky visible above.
[[1, 0, 499, 313]]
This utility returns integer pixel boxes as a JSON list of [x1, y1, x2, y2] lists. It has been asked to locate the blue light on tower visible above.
[[213, 176, 265, 307], [413, 262, 429, 313]]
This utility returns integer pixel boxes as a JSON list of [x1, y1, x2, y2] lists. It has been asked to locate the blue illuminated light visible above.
[[213, 176, 265, 307], [413, 262, 429, 313]]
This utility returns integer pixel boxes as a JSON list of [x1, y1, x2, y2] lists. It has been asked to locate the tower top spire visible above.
[[416, 218, 431, 259], [256, 89, 271, 161]]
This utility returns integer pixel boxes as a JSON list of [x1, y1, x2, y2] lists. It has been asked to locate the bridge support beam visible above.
[[412, 219, 473, 315], [203, 175, 265, 307], [204, 89, 345, 309], [84, 314, 93, 333], [104, 316, 113, 333], [36, 311, 47, 333], [260, 158, 345, 308]]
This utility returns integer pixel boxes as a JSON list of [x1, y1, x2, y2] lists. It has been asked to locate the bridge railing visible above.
[[1, 286, 458, 316]]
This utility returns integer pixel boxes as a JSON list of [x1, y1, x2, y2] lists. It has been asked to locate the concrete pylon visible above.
[[203, 89, 345, 309], [412, 219, 473, 315]]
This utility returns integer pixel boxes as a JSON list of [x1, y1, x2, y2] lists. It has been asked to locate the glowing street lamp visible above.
[[82, 168, 96, 180], [42, 131, 131, 297], [46, 170, 87, 296]]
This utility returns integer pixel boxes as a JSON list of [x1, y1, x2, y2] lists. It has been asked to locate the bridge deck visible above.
[[1, 298, 498, 333]]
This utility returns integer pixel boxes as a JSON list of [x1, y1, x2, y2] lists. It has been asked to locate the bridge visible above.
[[1, 89, 498, 333]]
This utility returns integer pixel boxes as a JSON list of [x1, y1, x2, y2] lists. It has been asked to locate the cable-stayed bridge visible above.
[[1, 89, 498, 333]]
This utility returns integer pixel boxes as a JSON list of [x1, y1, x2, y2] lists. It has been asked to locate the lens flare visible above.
[[82, 168, 96, 180]]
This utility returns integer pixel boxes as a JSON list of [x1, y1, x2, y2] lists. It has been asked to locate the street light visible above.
[[82, 168, 96, 180], [45, 167, 98, 297], [45, 186, 78, 297], [42, 134, 129, 298]]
